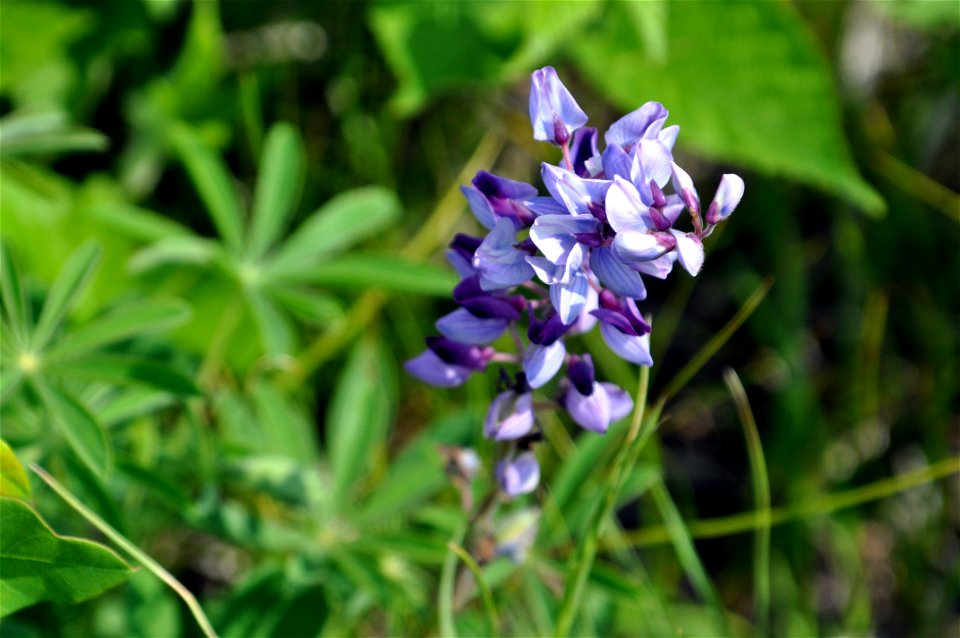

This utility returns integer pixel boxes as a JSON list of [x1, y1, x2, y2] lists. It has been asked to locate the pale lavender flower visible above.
[[591, 291, 653, 366], [497, 451, 540, 497], [705, 174, 745, 225], [563, 355, 633, 433], [529, 66, 588, 145], [484, 389, 535, 440]]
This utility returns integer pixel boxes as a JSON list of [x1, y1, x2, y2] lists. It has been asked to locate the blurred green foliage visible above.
[[0, 1, 957, 637]]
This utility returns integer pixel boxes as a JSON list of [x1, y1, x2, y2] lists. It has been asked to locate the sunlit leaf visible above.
[[56, 355, 199, 396], [128, 235, 219, 273], [0, 440, 30, 500], [248, 123, 305, 258], [245, 289, 295, 356], [0, 497, 133, 616], [0, 243, 29, 344]]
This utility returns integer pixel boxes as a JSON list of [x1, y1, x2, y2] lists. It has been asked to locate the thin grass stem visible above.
[[448, 541, 500, 638]]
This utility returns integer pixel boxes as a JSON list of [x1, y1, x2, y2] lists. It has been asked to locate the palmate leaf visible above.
[[32, 378, 111, 478], [0, 497, 134, 616], [31, 241, 101, 351], [573, 1, 885, 215], [267, 186, 401, 274], [326, 337, 396, 510], [248, 123, 306, 258], [245, 289, 295, 357]]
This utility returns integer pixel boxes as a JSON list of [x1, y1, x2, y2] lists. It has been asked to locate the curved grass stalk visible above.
[[605, 455, 960, 549], [724, 368, 770, 637], [448, 541, 500, 638], [31, 464, 218, 638], [439, 523, 468, 638]]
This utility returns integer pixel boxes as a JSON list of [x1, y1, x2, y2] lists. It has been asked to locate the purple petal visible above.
[[404, 350, 472, 387], [671, 162, 700, 213], [705, 174, 745, 224], [565, 381, 612, 433], [566, 354, 595, 395], [484, 391, 535, 440], [658, 125, 680, 150], [631, 253, 676, 279], [569, 127, 599, 176], [568, 284, 598, 335], [474, 218, 534, 290], [523, 340, 566, 388], [530, 66, 588, 145], [497, 452, 540, 497], [613, 226, 676, 262], [600, 322, 653, 366], [525, 196, 568, 217], [605, 102, 669, 148], [590, 247, 647, 300], [472, 171, 538, 201], [530, 214, 598, 263], [605, 176, 650, 233], [672, 231, 704, 276], [637, 139, 673, 187], [436, 308, 508, 344], [601, 144, 632, 180], [461, 185, 496, 229], [600, 382, 634, 421], [550, 270, 589, 325]]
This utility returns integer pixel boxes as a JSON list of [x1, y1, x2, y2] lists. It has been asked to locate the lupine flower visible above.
[[406, 65, 744, 502], [496, 451, 540, 496], [495, 508, 541, 562], [529, 66, 588, 145]]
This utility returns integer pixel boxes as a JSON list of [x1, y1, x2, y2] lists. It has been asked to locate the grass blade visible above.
[[30, 464, 218, 638], [248, 122, 305, 257], [649, 478, 729, 635], [724, 368, 770, 636], [656, 276, 773, 407], [32, 242, 101, 351]]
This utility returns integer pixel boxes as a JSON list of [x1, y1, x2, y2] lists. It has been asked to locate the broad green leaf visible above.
[[128, 235, 219, 273], [33, 378, 112, 478], [326, 337, 396, 509], [0, 243, 28, 344], [170, 123, 245, 252], [0, 440, 30, 500], [32, 242, 101, 351], [573, 1, 886, 215], [47, 299, 191, 361], [248, 123, 305, 257], [245, 289, 294, 356], [281, 253, 458, 296], [0, 497, 133, 616], [56, 355, 200, 396], [268, 186, 401, 273]]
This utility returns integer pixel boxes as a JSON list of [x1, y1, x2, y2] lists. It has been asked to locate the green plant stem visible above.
[[724, 368, 770, 637], [286, 131, 503, 383], [604, 455, 960, 549], [30, 464, 218, 638], [554, 365, 652, 637], [439, 522, 468, 638], [448, 541, 500, 638], [656, 276, 773, 407], [869, 149, 960, 223]]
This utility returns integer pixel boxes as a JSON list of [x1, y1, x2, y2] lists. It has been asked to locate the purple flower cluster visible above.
[[406, 67, 744, 498]]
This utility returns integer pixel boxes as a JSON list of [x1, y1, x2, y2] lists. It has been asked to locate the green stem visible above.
[[554, 365, 651, 637], [439, 522, 468, 638], [724, 368, 770, 637], [605, 455, 960, 549], [31, 464, 218, 638]]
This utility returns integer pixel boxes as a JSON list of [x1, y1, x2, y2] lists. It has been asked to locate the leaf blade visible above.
[[33, 379, 112, 478], [32, 242, 101, 351], [248, 122, 305, 257]]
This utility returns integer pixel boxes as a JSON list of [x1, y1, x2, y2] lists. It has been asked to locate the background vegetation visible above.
[[1, 1, 957, 636]]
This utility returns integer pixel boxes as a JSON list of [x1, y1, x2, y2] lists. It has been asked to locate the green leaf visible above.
[[220, 454, 323, 508], [88, 203, 192, 242], [268, 186, 401, 273], [574, 1, 886, 215], [0, 110, 108, 157], [281, 253, 458, 296], [0, 440, 31, 500], [250, 382, 319, 464], [33, 379, 112, 478], [326, 337, 395, 509], [1, 243, 29, 345], [128, 235, 219, 273], [248, 123, 305, 258], [245, 289, 294, 356], [0, 497, 133, 616], [270, 285, 344, 325], [170, 123, 245, 252], [47, 300, 191, 361], [56, 355, 200, 396], [32, 242, 101, 351]]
